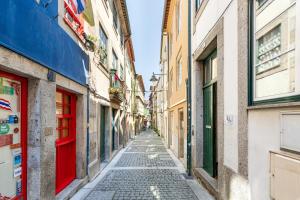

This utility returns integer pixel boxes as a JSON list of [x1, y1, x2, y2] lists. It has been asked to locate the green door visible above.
[[112, 109, 116, 151], [100, 106, 106, 162], [203, 85, 214, 176], [203, 50, 217, 177]]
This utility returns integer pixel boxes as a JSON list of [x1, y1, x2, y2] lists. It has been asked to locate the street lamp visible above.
[[149, 72, 167, 138]]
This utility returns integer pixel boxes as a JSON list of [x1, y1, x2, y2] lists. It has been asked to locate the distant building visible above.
[[161, 0, 189, 167]]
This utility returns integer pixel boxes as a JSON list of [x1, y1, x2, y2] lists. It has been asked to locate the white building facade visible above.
[[191, 0, 300, 199]]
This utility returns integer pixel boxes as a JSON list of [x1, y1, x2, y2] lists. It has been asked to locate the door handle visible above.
[[0, 161, 6, 165], [205, 125, 211, 129]]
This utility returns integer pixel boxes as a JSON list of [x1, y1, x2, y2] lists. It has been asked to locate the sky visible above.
[[126, 0, 165, 99]]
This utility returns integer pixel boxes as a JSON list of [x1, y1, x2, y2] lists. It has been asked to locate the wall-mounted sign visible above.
[[13, 167, 22, 178], [0, 134, 13, 147], [0, 77, 15, 95], [0, 98, 12, 111], [0, 124, 10, 135], [8, 115, 18, 124], [16, 179, 22, 196], [13, 149, 22, 167]]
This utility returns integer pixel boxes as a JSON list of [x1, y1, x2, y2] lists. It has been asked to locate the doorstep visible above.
[[56, 177, 88, 200], [194, 168, 218, 198]]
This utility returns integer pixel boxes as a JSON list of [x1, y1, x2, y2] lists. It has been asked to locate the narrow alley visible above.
[[72, 130, 214, 200]]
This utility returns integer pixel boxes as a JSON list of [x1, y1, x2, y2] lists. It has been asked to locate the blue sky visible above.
[[126, 0, 164, 98]]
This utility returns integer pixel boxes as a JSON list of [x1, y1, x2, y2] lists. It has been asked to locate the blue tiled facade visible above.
[[0, 1, 89, 85]]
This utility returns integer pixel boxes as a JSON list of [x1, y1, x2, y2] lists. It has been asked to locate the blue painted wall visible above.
[[0, 1, 89, 85]]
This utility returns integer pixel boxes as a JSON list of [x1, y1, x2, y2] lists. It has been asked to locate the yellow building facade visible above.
[[162, 0, 188, 165]]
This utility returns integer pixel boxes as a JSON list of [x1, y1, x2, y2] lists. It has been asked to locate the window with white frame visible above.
[[112, 2, 118, 31], [99, 24, 108, 49], [177, 56, 182, 88], [112, 50, 118, 70], [176, 0, 182, 36], [251, 0, 298, 102], [169, 69, 173, 94]]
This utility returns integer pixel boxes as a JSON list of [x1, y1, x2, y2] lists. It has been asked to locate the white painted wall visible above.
[[192, 0, 233, 53], [223, 0, 238, 173], [248, 108, 300, 200]]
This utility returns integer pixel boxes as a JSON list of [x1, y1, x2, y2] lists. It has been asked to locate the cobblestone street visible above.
[[72, 130, 214, 200]]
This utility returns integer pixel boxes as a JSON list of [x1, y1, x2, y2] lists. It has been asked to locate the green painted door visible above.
[[112, 109, 116, 151], [203, 50, 218, 177], [203, 85, 214, 176], [100, 106, 106, 162]]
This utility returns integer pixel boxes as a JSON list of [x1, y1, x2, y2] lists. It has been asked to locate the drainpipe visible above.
[[187, 0, 192, 177], [86, 88, 90, 176]]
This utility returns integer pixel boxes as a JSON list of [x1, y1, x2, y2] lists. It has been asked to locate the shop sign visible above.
[[0, 134, 13, 147], [0, 124, 10, 135]]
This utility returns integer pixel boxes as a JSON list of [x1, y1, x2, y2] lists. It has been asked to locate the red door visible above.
[[55, 89, 76, 194]]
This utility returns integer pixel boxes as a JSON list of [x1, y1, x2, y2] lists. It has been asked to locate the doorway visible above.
[[112, 109, 117, 151], [100, 106, 106, 162], [178, 109, 184, 158], [202, 50, 218, 177], [55, 89, 77, 194]]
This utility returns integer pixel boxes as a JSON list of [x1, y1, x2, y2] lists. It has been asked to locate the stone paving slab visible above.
[[131, 140, 164, 146], [87, 169, 198, 200], [115, 153, 175, 167], [126, 146, 167, 153], [79, 130, 214, 200]]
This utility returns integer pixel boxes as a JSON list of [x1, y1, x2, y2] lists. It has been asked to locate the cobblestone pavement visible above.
[[82, 130, 214, 200]]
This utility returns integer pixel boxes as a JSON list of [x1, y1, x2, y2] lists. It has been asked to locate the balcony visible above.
[[109, 69, 124, 105]]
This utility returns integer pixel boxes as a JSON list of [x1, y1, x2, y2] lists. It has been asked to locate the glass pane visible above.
[[61, 129, 69, 138], [56, 129, 60, 140], [64, 95, 70, 104], [254, 3, 296, 100], [64, 105, 70, 114], [62, 119, 69, 129], [211, 55, 218, 80], [56, 118, 62, 128], [56, 92, 62, 104], [0, 76, 23, 198], [204, 58, 211, 84], [56, 103, 63, 115]]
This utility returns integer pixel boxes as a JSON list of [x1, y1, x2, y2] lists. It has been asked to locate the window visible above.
[[195, 0, 202, 11], [250, 0, 297, 103], [256, 0, 268, 8], [177, 57, 182, 88], [169, 69, 173, 93], [112, 50, 118, 70], [112, 2, 118, 31], [120, 29, 124, 47], [169, 33, 173, 57], [204, 50, 217, 85], [176, 0, 182, 36], [120, 65, 124, 80], [99, 24, 108, 49]]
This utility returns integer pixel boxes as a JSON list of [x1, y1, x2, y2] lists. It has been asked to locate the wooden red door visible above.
[[55, 89, 76, 194]]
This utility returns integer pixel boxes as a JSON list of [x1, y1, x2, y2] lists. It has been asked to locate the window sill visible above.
[[248, 101, 300, 110]]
